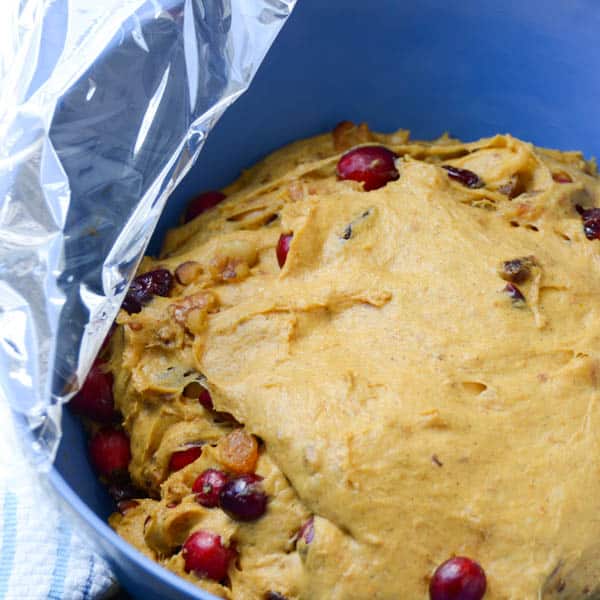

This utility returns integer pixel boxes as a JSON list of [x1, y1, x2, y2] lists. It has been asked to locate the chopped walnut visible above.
[[332, 120, 374, 152], [208, 239, 258, 283], [174, 261, 202, 285], [287, 181, 306, 202], [497, 174, 524, 199], [168, 292, 216, 334]]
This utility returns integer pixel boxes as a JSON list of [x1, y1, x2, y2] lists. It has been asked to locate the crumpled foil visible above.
[[0, 0, 295, 468]]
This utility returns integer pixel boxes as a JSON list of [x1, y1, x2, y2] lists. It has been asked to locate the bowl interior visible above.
[[52, 0, 600, 597]]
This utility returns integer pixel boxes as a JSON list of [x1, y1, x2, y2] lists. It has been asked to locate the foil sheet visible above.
[[0, 0, 295, 467]]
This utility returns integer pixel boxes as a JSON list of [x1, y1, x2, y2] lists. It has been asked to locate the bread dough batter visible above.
[[108, 122, 600, 599]]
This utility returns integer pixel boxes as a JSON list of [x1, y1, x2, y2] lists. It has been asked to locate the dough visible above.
[[109, 122, 600, 599]]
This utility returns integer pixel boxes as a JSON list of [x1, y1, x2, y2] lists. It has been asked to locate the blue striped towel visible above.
[[0, 402, 116, 600]]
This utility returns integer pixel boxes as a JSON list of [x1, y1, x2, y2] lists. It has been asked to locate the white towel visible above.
[[0, 401, 117, 600]]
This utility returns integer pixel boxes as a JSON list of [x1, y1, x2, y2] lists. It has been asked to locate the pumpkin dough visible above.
[[108, 122, 600, 599]]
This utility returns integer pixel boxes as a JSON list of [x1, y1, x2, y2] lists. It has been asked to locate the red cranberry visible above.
[[442, 165, 484, 189], [169, 446, 202, 472], [117, 499, 140, 515], [277, 233, 293, 268], [297, 516, 314, 544], [122, 268, 174, 314], [199, 389, 213, 410], [89, 428, 131, 478], [576, 205, 600, 240], [70, 359, 115, 422], [429, 556, 487, 600], [193, 469, 229, 508], [503, 282, 525, 303], [182, 530, 234, 581], [552, 171, 572, 183], [219, 474, 267, 521], [184, 191, 226, 223], [336, 146, 399, 191]]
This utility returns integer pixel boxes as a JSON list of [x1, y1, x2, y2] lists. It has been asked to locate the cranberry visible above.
[[70, 359, 115, 422], [183, 382, 214, 409], [429, 556, 487, 600], [297, 517, 314, 544], [199, 389, 213, 410], [219, 474, 267, 521], [576, 205, 600, 240], [89, 428, 131, 478], [169, 446, 202, 472], [552, 171, 572, 183], [122, 268, 174, 314], [336, 146, 399, 191], [503, 282, 525, 303], [184, 191, 226, 223], [193, 469, 229, 508], [442, 166, 484, 189], [182, 530, 234, 581], [277, 233, 293, 268], [117, 499, 139, 515]]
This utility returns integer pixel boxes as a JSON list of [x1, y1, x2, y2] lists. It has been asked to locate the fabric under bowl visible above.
[[49, 1, 600, 598]]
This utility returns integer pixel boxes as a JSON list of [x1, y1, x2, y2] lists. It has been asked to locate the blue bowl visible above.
[[50, 1, 600, 597]]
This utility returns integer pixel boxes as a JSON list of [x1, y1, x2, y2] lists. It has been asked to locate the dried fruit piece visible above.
[[122, 269, 174, 314], [576, 205, 600, 240], [429, 556, 486, 600], [277, 233, 293, 268], [169, 445, 202, 472], [182, 530, 235, 581], [498, 256, 536, 284], [266, 593, 289, 600], [89, 428, 131, 478], [337, 146, 399, 191], [184, 191, 226, 223], [297, 517, 314, 544], [442, 165, 484, 189], [503, 283, 526, 304], [552, 171, 573, 183], [108, 481, 143, 504], [193, 469, 229, 508], [219, 429, 259, 474], [70, 359, 115, 422], [219, 474, 267, 521]]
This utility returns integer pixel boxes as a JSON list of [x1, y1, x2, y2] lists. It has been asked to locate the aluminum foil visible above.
[[0, 0, 295, 468]]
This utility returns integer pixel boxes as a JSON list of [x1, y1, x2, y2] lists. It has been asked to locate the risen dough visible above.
[[109, 123, 600, 599]]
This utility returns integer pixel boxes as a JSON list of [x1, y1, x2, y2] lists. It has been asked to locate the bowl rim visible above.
[[47, 466, 221, 600]]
